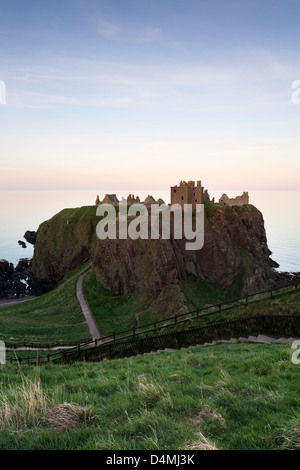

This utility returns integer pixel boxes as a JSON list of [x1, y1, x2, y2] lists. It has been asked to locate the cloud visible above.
[[96, 17, 160, 43], [4, 48, 299, 112], [97, 19, 127, 38]]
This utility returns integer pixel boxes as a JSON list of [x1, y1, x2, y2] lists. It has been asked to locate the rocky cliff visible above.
[[30, 204, 275, 313]]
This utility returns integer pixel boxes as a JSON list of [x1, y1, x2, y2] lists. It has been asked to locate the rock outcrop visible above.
[[24, 230, 37, 246], [30, 204, 276, 314], [0, 259, 31, 298]]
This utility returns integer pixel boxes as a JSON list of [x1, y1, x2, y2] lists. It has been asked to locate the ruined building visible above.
[[218, 192, 249, 206], [170, 180, 214, 210], [95, 183, 249, 209], [95, 194, 165, 206]]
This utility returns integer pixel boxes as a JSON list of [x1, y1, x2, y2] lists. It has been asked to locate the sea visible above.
[[0, 190, 299, 273]]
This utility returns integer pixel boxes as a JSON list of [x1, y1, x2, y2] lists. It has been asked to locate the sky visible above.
[[0, 0, 300, 191]]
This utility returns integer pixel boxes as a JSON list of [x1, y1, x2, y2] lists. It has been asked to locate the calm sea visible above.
[[0, 190, 299, 273]]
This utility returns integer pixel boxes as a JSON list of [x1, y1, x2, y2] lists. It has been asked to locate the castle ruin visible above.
[[95, 182, 249, 209], [218, 192, 249, 206], [170, 180, 214, 210], [95, 194, 165, 207]]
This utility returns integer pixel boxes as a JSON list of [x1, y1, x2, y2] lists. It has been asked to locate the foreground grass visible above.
[[0, 342, 299, 450], [0, 264, 90, 346]]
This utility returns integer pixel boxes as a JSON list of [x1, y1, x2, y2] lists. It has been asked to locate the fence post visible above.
[[219, 304, 221, 313], [113, 332, 116, 343], [270, 290, 273, 298], [78, 344, 81, 359], [175, 315, 178, 324], [154, 322, 156, 332], [176, 332, 180, 348], [47, 354, 50, 363], [133, 327, 135, 337]]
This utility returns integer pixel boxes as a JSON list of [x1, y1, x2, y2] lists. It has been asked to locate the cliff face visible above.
[[31, 204, 274, 310]]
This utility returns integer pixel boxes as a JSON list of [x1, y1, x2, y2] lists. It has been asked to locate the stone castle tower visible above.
[[170, 180, 214, 210]]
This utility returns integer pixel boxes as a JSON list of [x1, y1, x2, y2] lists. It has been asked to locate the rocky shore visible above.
[[0, 257, 49, 300], [0, 258, 32, 299]]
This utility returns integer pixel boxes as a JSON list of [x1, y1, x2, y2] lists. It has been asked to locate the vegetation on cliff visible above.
[[30, 203, 274, 322]]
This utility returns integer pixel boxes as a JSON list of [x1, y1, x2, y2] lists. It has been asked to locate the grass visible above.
[[83, 269, 150, 336], [0, 342, 299, 450], [164, 285, 300, 334], [0, 263, 91, 346], [84, 270, 189, 337], [180, 273, 222, 311]]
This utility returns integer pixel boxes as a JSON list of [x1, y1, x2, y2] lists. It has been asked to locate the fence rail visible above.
[[7, 313, 300, 365], [54, 314, 300, 364], [4, 280, 299, 358]]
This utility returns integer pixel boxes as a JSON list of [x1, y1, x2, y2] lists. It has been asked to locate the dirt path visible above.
[[76, 269, 101, 340], [0, 296, 36, 308]]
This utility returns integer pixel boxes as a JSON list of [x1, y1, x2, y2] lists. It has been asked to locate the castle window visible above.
[[174, 189, 176, 193], [181, 196, 184, 201]]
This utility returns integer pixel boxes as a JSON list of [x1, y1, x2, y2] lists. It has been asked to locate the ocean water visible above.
[[0, 190, 299, 273]]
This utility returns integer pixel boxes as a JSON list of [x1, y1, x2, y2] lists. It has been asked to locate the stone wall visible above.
[[219, 192, 249, 206]]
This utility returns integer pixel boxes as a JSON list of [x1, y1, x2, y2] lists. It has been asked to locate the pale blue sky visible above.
[[0, 0, 300, 191]]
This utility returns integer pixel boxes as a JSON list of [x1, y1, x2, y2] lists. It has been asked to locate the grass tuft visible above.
[[184, 432, 218, 451], [45, 403, 93, 431]]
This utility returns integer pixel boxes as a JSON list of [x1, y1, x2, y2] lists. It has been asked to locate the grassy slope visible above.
[[180, 273, 222, 311], [85, 265, 300, 338], [84, 270, 188, 337], [0, 264, 90, 346], [83, 269, 152, 336], [0, 342, 299, 450], [167, 286, 300, 334]]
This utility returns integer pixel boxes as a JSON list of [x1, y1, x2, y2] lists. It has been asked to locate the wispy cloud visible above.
[[3, 48, 299, 112], [97, 19, 127, 38], [96, 17, 160, 43]]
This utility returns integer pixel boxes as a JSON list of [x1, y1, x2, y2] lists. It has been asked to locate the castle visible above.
[[170, 181, 249, 209], [95, 194, 164, 207], [170, 180, 214, 211], [95, 181, 249, 209], [218, 191, 249, 206]]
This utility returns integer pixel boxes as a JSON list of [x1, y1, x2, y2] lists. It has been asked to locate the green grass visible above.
[[83, 269, 151, 336], [180, 273, 222, 310], [0, 342, 299, 450], [84, 267, 300, 340], [84, 270, 189, 337], [0, 263, 91, 346], [159, 286, 300, 335]]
